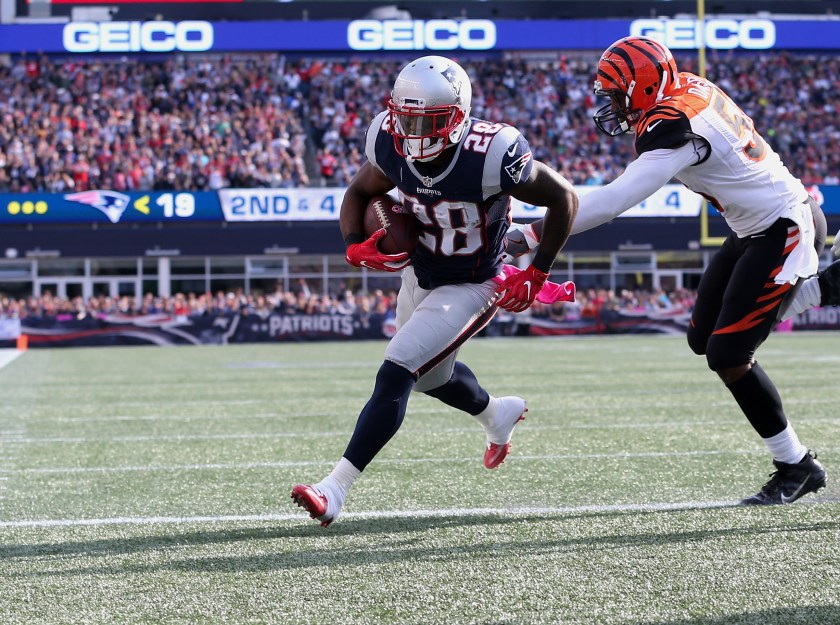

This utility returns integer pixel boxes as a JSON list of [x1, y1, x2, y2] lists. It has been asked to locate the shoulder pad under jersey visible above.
[[478, 123, 533, 199], [635, 104, 698, 154], [364, 110, 390, 171]]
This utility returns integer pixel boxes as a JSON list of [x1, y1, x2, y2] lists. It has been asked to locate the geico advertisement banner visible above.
[[1, 18, 840, 53]]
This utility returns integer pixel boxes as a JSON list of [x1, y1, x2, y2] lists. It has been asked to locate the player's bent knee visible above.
[[704, 338, 751, 373], [686, 327, 707, 356], [412, 355, 455, 393]]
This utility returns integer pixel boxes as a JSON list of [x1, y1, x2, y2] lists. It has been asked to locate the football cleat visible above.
[[741, 450, 827, 505], [483, 396, 527, 469], [290, 481, 343, 527], [818, 259, 840, 306]]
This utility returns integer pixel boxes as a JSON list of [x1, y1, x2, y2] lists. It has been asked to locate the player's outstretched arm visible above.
[[495, 162, 578, 312], [503, 143, 702, 258]]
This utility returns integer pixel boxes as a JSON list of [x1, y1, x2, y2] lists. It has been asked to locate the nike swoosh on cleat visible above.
[[780, 479, 809, 504]]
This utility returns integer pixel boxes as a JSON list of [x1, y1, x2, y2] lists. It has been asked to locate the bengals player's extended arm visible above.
[[495, 161, 578, 312], [340, 161, 411, 271], [505, 139, 707, 256]]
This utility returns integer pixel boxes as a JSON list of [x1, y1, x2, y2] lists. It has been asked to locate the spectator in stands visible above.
[[3, 51, 838, 193]]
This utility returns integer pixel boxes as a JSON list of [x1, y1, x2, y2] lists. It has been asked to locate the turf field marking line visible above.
[[0, 500, 744, 528], [5, 417, 839, 444], [0, 349, 23, 370], [12, 447, 840, 474]]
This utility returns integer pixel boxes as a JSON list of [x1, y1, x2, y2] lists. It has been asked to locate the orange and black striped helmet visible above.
[[593, 36, 680, 136]]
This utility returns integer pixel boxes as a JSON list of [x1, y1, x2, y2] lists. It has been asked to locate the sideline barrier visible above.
[[0, 307, 835, 348]]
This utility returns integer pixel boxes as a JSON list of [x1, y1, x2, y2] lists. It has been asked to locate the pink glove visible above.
[[345, 229, 411, 272], [495, 264, 550, 312], [493, 264, 576, 310]]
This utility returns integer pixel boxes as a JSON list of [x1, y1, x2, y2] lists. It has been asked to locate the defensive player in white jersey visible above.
[[291, 56, 578, 526], [507, 36, 828, 505]]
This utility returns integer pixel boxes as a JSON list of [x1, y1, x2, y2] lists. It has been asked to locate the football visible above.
[[363, 194, 419, 255]]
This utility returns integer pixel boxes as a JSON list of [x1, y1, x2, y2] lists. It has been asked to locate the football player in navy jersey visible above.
[[505, 37, 832, 506], [291, 55, 578, 526]]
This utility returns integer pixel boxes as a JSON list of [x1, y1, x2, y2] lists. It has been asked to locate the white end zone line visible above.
[[0, 349, 23, 370], [0, 500, 742, 529]]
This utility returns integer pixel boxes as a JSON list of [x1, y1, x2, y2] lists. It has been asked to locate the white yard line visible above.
[[10, 447, 825, 475], [0, 349, 23, 370], [3, 416, 840, 445], [0, 500, 742, 529]]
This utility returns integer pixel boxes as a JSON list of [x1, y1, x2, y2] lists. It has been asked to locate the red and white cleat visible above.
[[483, 396, 527, 469], [290, 483, 341, 527]]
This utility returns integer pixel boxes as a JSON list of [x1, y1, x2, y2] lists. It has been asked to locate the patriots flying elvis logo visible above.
[[64, 190, 131, 223], [504, 151, 532, 184]]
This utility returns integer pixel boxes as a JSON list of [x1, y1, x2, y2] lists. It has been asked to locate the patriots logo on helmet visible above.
[[505, 151, 532, 184], [441, 68, 462, 97], [64, 190, 131, 224]]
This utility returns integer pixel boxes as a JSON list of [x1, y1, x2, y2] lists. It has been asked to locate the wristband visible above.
[[532, 251, 556, 274], [344, 233, 365, 248]]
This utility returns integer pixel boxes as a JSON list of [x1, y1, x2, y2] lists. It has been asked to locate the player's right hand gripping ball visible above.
[[495, 264, 549, 312], [363, 195, 419, 256], [345, 229, 411, 272]]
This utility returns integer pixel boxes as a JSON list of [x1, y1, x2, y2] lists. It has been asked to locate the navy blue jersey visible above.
[[364, 112, 534, 290]]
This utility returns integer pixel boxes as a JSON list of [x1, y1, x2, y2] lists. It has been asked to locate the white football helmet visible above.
[[387, 56, 472, 162]]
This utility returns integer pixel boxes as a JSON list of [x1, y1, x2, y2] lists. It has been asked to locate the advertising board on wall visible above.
[[0, 17, 839, 54], [0, 184, 711, 225], [2, 185, 838, 225]]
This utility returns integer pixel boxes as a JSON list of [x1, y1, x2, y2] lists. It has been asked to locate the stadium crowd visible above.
[[1, 51, 838, 192], [0, 284, 398, 319], [0, 284, 696, 322]]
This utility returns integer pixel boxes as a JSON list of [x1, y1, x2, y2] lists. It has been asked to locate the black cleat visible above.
[[818, 259, 840, 306], [741, 450, 827, 505]]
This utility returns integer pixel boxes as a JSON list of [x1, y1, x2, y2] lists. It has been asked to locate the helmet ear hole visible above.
[[644, 86, 655, 95]]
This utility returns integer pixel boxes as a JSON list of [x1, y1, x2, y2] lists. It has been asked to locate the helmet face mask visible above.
[[389, 103, 465, 161], [387, 56, 472, 162], [593, 87, 641, 136], [592, 36, 679, 136]]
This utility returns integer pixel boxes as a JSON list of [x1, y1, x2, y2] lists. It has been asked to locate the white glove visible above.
[[831, 228, 840, 258], [501, 222, 540, 263]]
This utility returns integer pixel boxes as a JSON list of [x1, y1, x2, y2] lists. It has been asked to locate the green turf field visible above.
[[0, 334, 838, 625]]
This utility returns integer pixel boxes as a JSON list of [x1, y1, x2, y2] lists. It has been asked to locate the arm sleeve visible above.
[[571, 140, 704, 235]]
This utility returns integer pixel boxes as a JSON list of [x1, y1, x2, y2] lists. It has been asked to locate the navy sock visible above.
[[725, 362, 787, 438], [424, 361, 490, 416], [343, 360, 416, 471]]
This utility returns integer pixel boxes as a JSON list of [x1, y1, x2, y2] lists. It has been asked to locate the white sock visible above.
[[472, 395, 499, 428], [763, 424, 808, 465], [320, 457, 360, 498], [780, 276, 821, 321]]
